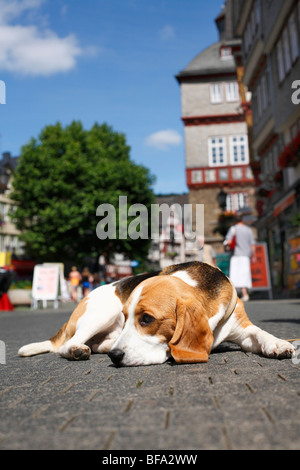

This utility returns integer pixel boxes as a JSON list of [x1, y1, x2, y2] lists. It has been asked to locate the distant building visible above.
[[232, 0, 300, 292], [147, 194, 199, 269], [176, 5, 256, 253], [0, 152, 24, 261]]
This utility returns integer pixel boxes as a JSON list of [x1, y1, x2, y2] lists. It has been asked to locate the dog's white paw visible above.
[[69, 345, 91, 361], [262, 339, 296, 359]]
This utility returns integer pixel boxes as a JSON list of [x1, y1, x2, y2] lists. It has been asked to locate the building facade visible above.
[[176, 10, 256, 253], [232, 0, 300, 293], [147, 194, 199, 269], [0, 152, 24, 263]]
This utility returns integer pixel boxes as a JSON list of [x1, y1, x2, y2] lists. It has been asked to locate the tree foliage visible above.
[[11, 121, 155, 266]]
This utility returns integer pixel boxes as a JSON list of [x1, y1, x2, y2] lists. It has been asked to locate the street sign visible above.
[[251, 243, 272, 298]]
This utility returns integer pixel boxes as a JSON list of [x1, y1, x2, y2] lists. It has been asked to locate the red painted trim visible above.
[[182, 114, 246, 126], [186, 165, 255, 189]]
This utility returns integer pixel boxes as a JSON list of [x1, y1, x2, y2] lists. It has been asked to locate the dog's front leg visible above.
[[59, 283, 124, 360], [224, 299, 296, 359], [59, 312, 124, 360]]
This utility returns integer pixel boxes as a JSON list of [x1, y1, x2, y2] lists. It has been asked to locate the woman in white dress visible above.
[[225, 213, 256, 301]]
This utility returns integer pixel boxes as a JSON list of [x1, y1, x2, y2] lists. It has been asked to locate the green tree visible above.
[[11, 121, 155, 267]]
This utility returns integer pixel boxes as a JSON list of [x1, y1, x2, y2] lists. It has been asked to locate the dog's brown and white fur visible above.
[[18, 262, 296, 366]]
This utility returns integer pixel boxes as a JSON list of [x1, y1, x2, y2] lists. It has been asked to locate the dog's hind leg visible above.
[[19, 283, 125, 361], [224, 299, 296, 359], [18, 339, 55, 357], [18, 297, 89, 357]]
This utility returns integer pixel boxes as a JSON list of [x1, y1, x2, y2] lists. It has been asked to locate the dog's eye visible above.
[[139, 313, 155, 327]]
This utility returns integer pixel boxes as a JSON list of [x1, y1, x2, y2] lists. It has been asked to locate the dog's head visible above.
[[108, 276, 214, 367]]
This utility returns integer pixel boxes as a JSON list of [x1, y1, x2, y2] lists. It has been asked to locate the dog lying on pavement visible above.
[[18, 262, 296, 366]]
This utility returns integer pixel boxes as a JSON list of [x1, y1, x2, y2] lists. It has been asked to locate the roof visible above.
[[1, 152, 19, 171], [155, 193, 189, 206], [176, 41, 237, 81], [0, 152, 20, 190]]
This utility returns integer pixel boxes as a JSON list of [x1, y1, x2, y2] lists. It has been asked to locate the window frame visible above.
[[210, 83, 223, 104], [208, 136, 227, 167], [288, 12, 299, 62], [226, 192, 249, 213], [225, 81, 239, 102], [229, 135, 249, 166]]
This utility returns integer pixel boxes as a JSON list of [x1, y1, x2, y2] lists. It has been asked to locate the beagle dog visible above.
[[18, 262, 296, 366]]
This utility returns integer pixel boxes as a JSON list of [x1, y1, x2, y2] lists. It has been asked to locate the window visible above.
[[289, 13, 299, 62], [276, 39, 285, 82], [246, 167, 254, 180], [219, 168, 229, 181], [210, 83, 223, 103], [276, 3, 300, 83], [191, 170, 203, 184], [226, 193, 249, 213], [283, 28, 292, 73], [243, 0, 260, 55], [229, 135, 249, 165], [0, 203, 9, 223], [221, 47, 232, 60], [232, 167, 243, 180], [226, 82, 239, 102], [205, 169, 217, 182], [253, 70, 269, 117], [208, 137, 227, 166]]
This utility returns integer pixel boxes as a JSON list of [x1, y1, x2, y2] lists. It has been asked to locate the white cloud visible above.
[[145, 129, 182, 151], [0, 0, 88, 76], [0, 25, 82, 76], [0, 0, 44, 24], [159, 25, 175, 41]]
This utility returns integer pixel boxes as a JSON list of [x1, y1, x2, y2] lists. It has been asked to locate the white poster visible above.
[[32, 264, 60, 301]]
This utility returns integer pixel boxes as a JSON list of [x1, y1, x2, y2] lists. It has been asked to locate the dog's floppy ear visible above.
[[169, 298, 213, 364]]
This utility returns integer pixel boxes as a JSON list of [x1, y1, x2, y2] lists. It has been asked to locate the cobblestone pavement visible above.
[[0, 300, 300, 450]]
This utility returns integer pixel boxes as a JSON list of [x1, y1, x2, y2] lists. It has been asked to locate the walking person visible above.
[[225, 213, 256, 301], [81, 267, 94, 297], [68, 266, 81, 302]]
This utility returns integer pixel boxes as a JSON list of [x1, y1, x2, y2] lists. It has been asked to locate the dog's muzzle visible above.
[[108, 348, 125, 366]]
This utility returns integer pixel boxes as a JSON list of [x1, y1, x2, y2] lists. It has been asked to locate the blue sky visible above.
[[0, 0, 224, 194]]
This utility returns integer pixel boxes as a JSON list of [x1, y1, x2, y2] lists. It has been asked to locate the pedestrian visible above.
[[68, 266, 81, 302], [225, 213, 256, 302], [196, 236, 216, 267], [81, 267, 94, 297]]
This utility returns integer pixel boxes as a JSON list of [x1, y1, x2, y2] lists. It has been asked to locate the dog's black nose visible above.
[[108, 348, 125, 366]]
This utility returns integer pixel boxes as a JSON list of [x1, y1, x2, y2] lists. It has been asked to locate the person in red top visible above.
[[69, 266, 81, 302]]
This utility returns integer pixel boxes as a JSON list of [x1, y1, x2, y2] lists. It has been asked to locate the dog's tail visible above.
[[18, 340, 54, 357]]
